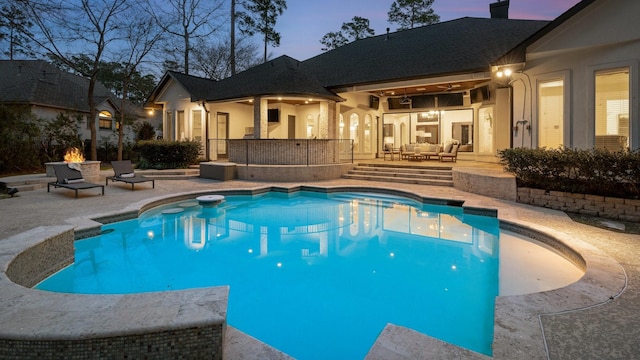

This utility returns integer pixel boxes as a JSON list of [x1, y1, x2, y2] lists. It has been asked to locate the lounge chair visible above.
[[48, 164, 104, 198], [439, 144, 459, 162], [106, 160, 155, 191]]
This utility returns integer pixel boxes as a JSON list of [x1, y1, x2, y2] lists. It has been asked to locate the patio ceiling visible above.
[[369, 79, 489, 98]]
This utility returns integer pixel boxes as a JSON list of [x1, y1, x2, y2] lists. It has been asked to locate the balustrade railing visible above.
[[207, 139, 354, 165]]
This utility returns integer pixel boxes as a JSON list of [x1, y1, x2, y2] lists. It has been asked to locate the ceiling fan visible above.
[[437, 83, 461, 91], [399, 88, 412, 105]]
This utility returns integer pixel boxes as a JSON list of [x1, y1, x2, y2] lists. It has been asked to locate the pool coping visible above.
[[0, 185, 627, 359]]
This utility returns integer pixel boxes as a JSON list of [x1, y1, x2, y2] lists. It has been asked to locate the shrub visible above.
[[133, 121, 156, 141], [0, 105, 43, 174], [499, 147, 640, 199], [134, 140, 201, 169]]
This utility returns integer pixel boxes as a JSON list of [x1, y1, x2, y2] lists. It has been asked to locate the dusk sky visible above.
[[270, 0, 583, 60]]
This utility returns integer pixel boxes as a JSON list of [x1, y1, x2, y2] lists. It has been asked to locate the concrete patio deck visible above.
[[0, 165, 638, 359]]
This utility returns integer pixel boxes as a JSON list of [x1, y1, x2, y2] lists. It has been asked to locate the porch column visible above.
[[253, 96, 268, 139], [494, 87, 513, 151], [318, 101, 328, 139]]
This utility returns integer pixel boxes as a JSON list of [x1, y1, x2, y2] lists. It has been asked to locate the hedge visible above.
[[134, 140, 201, 169], [499, 147, 640, 199]]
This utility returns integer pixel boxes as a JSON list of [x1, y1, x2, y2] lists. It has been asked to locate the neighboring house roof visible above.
[[199, 55, 344, 102], [0, 59, 118, 113], [302, 17, 550, 89]]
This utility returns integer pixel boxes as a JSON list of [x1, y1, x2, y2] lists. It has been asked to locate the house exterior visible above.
[[503, 0, 639, 152], [147, 0, 638, 163], [0, 60, 159, 147]]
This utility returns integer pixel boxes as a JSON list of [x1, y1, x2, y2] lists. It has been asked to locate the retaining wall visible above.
[[517, 187, 640, 222]]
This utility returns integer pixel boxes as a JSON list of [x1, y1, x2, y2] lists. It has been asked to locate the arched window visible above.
[[99, 110, 113, 130], [350, 113, 359, 152]]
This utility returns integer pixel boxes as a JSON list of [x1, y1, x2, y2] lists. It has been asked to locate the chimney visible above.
[[490, 0, 509, 19]]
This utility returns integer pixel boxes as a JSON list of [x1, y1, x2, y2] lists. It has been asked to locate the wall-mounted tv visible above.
[[470, 86, 490, 103], [369, 95, 380, 109], [268, 108, 280, 122]]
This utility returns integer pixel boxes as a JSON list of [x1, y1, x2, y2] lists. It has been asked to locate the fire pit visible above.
[[45, 147, 101, 183]]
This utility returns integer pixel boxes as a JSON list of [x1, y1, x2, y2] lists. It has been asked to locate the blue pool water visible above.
[[36, 191, 500, 359]]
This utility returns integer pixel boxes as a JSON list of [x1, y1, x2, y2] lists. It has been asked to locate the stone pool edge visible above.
[[0, 185, 627, 359]]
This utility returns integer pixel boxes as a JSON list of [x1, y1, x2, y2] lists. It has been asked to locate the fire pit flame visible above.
[[64, 147, 85, 163]]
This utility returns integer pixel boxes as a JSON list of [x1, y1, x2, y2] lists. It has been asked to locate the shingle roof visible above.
[[302, 17, 550, 88], [0, 60, 117, 112], [199, 55, 344, 102], [147, 17, 550, 104]]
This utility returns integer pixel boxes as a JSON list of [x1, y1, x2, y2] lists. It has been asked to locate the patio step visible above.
[[136, 169, 200, 180], [343, 164, 453, 186], [0, 176, 56, 192]]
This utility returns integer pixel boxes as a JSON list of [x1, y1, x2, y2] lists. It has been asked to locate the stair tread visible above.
[[343, 174, 453, 186], [348, 170, 452, 180]]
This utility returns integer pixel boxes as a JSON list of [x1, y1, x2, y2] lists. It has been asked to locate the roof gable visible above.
[[201, 55, 343, 102], [527, 0, 637, 55]]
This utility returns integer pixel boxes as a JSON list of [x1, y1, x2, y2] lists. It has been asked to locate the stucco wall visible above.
[[516, 0, 640, 150]]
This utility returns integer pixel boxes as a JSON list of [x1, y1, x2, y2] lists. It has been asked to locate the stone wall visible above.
[[517, 187, 640, 222]]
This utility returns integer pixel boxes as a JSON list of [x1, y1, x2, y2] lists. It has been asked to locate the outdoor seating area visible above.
[[390, 142, 459, 162]]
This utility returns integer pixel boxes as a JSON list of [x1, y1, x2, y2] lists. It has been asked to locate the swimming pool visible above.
[[37, 191, 500, 359]]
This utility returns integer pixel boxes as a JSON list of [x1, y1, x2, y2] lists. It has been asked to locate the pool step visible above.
[[342, 164, 453, 186]]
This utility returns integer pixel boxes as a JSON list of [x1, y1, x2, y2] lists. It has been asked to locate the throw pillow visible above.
[[444, 143, 453, 153]]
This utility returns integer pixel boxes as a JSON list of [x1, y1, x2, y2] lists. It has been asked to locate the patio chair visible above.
[[383, 143, 400, 160], [106, 160, 155, 191], [439, 143, 459, 162], [48, 164, 104, 198]]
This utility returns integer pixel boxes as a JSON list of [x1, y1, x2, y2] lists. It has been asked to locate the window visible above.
[[177, 110, 185, 140], [98, 111, 112, 130], [350, 113, 359, 152], [166, 111, 173, 140], [539, 80, 564, 148], [192, 110, 202, 142], [595, 69, 629, 151], [363, 114, 372, 153]]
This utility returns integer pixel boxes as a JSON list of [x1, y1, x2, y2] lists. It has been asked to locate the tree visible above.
[[320, 16, 374, 51], [112, 14, 163, 160], [192, 36, 261, 80], [237, 0, 287, 63], [320, 32, 348, 52], [19, 0, 132, 161], [0, 3, 35, 59], [149, 0, 225, 75], [230, 0, 237, 75], [388, 0, 440, 30]]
